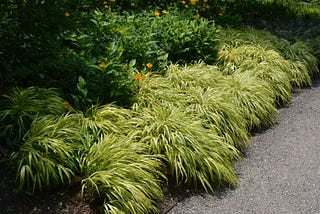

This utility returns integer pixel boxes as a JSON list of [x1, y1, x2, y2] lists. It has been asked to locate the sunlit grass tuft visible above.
[[239, 60, 293, 105], [80, 134, 164, 214], [12, 114, 83, 193], [79, 104, 132, 137], [215, 73, 278, 130], [166, 62, 225, 89], [180, 86, 249, 149], [127, 103, 240, 192]]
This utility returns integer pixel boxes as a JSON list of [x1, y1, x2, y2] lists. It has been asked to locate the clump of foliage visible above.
[[80, 134, 164, 214], [128, 103, 240, 191], [3, 94, 164, 213], [0, 87, 68, 146], [214, 73, 278, 130], [11, 114, 83, 192], [0, 1, 219, 109]]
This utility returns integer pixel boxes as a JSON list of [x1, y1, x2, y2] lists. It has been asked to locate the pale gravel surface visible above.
[[167, 80, 320, 214]]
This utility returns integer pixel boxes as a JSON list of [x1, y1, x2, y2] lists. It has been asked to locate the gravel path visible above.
[[168, 80, 320, 214]]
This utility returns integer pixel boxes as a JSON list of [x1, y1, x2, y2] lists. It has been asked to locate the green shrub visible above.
[[224, 0, 303, 21], [1, 3, 220, 108]]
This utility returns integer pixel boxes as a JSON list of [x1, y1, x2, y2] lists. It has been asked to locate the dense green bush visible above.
[[1, 2, 219, 108]]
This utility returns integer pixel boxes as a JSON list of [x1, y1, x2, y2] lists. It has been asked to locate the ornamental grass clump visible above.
[[279, 40, 319, 75], [239, 59, 293, 105], [218, 27, 283, 51], [128, 104, 239, 192], [231, 45, 312, 88], [133, 72, 183, 108], [80, 134, 164, 214], [214, 73, 278, 130], [179, 86, 249, 150], [0, 87, 68, 145], [12, 114, 83, 192], [166, 63, 225, 89], [79, 104, 132, 137], [216, 44, 314, 104], [135, 64, 249, 149]]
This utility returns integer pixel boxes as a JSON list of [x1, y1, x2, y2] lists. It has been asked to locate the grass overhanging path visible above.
[[1, 25, 320, 214]]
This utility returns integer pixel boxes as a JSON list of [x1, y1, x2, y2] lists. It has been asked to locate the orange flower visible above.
[[190, 0, 198, 5], [64, 12, 70, 17], [146, 62, 153, 69], [218, 50, 225, 56], [203, 0, 208, 2], [98, 61, 106, 68], [63, 100, 71, 109], [134, 73, 142, 81], [162, 9, 167, 14], [154, 10, 160, 16]]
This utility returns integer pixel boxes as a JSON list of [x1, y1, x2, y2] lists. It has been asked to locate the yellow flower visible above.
[[110, 0, 116, 2], [162, 9, 167, 14], [146, 62, 153, 69], [190, 0, 198, 5], [98, 61, 106, 68], [181, 0, 186, 4], [195, 14, 200, 19], [154, 10, 160, 16], [63, 100, 71, 109], [64, 12, 70, 17], [134, 73, 142, 81], [218, 13, 223, 16], [231, 55, 236, 61]]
